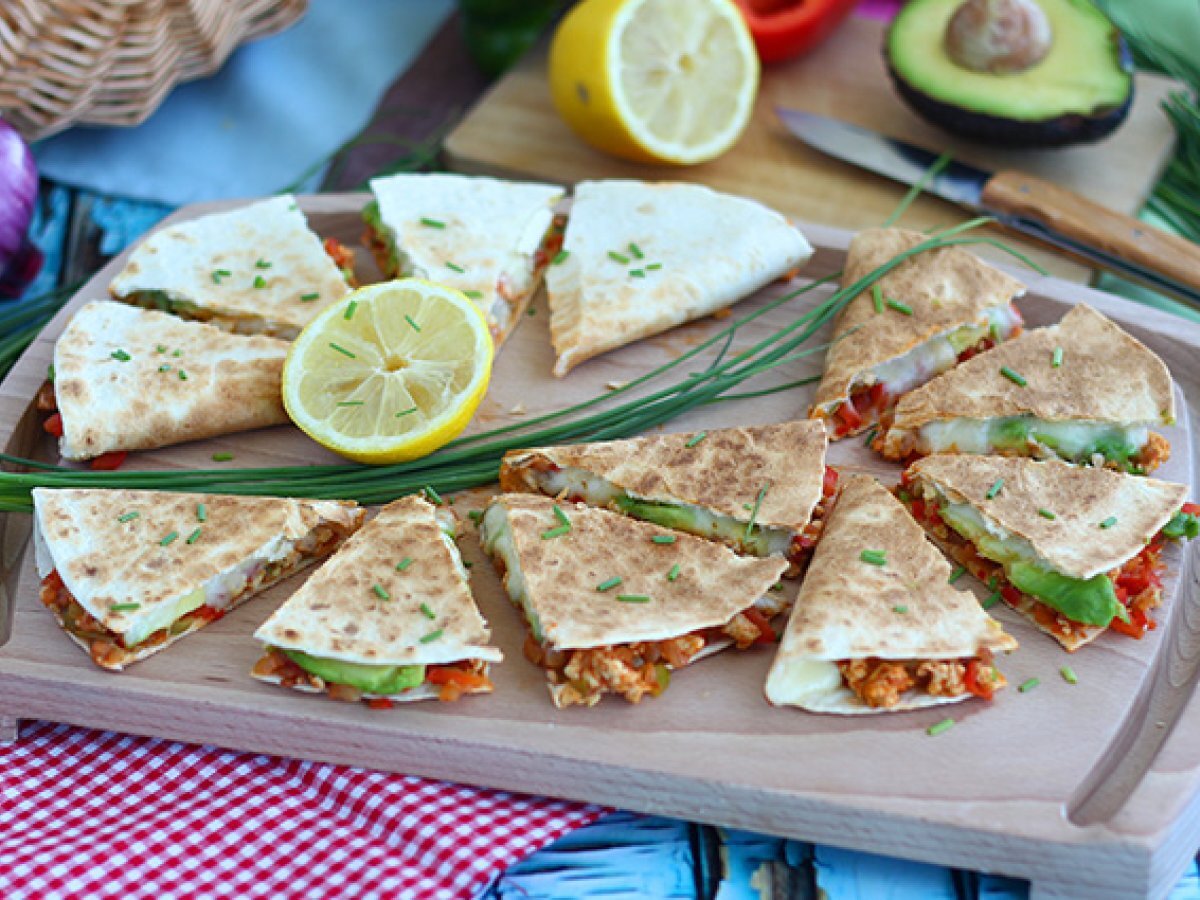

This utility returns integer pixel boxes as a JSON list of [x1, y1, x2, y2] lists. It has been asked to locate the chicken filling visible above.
[[838, 651, 1002, 709]]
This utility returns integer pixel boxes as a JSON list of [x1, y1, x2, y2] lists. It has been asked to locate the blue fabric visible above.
[[31, 0, 452, 206]]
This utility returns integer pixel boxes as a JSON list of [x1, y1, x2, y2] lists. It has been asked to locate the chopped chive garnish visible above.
[[629, 269, 645, 278], [395, 407, 418, 418], [982, 589, 1001, 609], [893, 605, 908, 614], [110, 349, 131, 362], [552, 249, 569, 265], [744, 483, 770, 541], [172, 349, 182, 357], [211, 270, 225, 284], [685, 431, 708, 448], [871, 284, 883, 314], [596, 576, 623, 592], [1099, 516, 1118, 529], [540, 525, 571, 540], [214, 268, 231, 278], [860, 549, 887, 566], [420, 602, 437, 619], [527, 306, 536, 316], [463, 290, 483, 300], [423, 485, 443, 505], [608, 251, 630, 264], [186, 527, 202, 545], [196, 503, 207, 522], [1038, 508, 1056, 520], [1000, 366, 1027, 386], [117, 511, 139, 523], [420, 629, 444, 643], [445, 261, 465, 273], [344, 300, 358, 320], [885, 298, 913, 316], [927, 718, 955, 736], [253, 275, 267, 289], [986, 478, 1004, 499], [155, 345, 167, 354], [1052, 346, 1064, 368], [1018, 677, 1040, 693], [212, 452, 234, 462], [160, 531, 179, 546], [552, 504, 571, 530], [645, 262, 662, 271], [617, 594, 651, 603], [468, 510, 483, 524], [651, 534, 676, 544], [300, 292, 320, 302], [336, 401, 364, 407], [405, 314, 422, 332], [863, 425, 878, 447], [158, 364, 171, 373], [110, 602, 141, 612], [396, 557, 414, 572], [329, 342, 356, 358], [420, 217, 445, 229], [255, 259, 272, 269], [667, 564, 681, 581], [1060, 666, 1078, 685], [629, 242, 644, 259], [178, 370, 188, 381], [770, 582, 785, 592], [372, 584, 390, 601]]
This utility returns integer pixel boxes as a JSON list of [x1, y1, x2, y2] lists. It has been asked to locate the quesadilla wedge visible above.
[[33, 488, 363, 671], [362, 173, 565, 344], [252, 495, 501, 706], [499, 420, 835, 576], [39, 300, 289, 462], [546, 180, 812, 376], [880, 304, 1176, 474], [479, 494, 788, 708], [901, 455, 1197, 651], [109, 195, 354, 339], [766, 475, 1016, 714], [810, 227, 1025, 440]]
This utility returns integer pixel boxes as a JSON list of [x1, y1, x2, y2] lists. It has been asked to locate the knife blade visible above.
[[775, 107, 1200, 309]]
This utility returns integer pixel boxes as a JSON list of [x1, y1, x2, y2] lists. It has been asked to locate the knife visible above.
[[775, 108, 1200, 309]]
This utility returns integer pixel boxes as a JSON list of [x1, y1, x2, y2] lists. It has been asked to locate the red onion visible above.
[[0, 118, 42, 299]]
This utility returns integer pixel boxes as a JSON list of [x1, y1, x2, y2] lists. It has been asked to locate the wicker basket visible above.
[[0, 0, 309, 140]]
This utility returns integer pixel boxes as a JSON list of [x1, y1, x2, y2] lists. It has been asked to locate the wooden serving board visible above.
[[3, 195, 1200, 899], [444, 15, 1180, 284]]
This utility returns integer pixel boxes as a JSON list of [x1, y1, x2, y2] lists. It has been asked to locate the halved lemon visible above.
[[283, 279, 494, 464], [548, 0, 759, 165]]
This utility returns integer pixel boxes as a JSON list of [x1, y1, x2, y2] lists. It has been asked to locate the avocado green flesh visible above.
[[613, 496, 778, 556], [127, 290, 200, 318], [888, 0, 1131, 122], [362, 200, 402, 276], [281, 649, 426, 694], [918, 416, 1146, 469], [938, 502, 1125, 627]]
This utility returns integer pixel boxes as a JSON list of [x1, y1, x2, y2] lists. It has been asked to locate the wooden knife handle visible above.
[[981, 170, 1200, 294]]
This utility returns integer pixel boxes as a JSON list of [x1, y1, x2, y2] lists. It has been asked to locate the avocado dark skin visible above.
[[885, 0, 1135, 148]]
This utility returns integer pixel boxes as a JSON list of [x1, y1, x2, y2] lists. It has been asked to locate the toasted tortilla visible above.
[[255, 495, 501, 671], [32, 488, 363, 670], [884, 304, 1176, 452], [765, 474, 1016, 714], [109, 195, 350, 338], [367, 173, 565, 344], [499, 420, 827, 537], [810, 227, 1025, 423], [53, 300, 290, 460], [481, 493, 787, 650], [546, 180, 812, 376], [907, 455, 1187, 580]]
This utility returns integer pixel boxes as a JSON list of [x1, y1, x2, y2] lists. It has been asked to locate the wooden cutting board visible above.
[[444, 15, 1179, 283]]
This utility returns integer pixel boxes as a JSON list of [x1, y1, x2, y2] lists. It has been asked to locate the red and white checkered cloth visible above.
[[0, 721, 607, 899]]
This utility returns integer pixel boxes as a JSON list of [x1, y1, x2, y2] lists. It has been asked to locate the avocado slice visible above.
[[281, 648, 425, 695], [886, 0, 1133, 147]]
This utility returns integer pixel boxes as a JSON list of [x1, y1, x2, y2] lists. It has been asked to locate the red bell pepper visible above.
[[732, 0, 860, 64]]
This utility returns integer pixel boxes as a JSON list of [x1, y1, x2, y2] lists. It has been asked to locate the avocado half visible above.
[[886, 0, 1133, 147]]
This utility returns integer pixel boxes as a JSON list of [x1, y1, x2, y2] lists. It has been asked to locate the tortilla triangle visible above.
[[546, 180, 812, 376], [53, 300, 290, 460]]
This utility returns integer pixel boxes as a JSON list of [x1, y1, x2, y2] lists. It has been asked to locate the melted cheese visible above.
[[479, 505, 542, 641], [765, 656, 844, 707], [913, 418, 1148, 460]]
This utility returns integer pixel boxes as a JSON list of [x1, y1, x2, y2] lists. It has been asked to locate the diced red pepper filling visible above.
[[832, 382, 887, 438], [323, 237, 358, 286], [837, 649, 1001, 708], [788, 466, 839, 573]]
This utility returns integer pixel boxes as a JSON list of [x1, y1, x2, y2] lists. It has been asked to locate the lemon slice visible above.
[[548, 0, 759, 166], [283, 279, 494, 464]]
